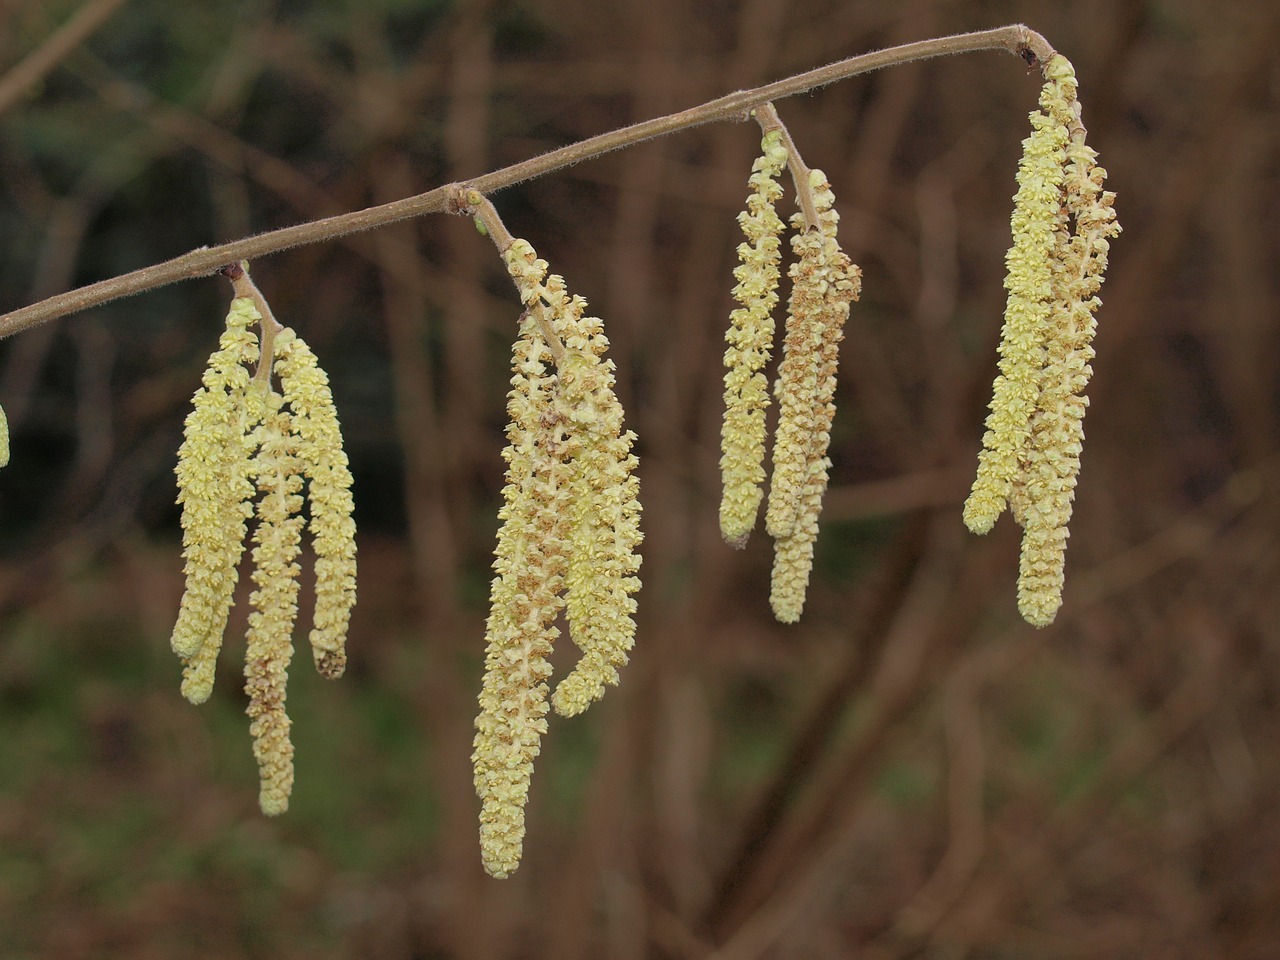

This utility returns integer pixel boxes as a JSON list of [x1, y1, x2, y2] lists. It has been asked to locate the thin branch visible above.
[[465, 189, 567, 365], [0, 24, 1054, 339], [752, 102, 819, 232], [0, 0, 130, 117], [222, 262, 284, 385], [467, 190, 516, 253]]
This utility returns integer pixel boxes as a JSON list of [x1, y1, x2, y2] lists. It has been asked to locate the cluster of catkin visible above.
[[964, 53, 1120, 626], [470, 219, 642, 878], [171, 264, 356, 814], [719, 111, 862, 624], [148, 49, 1115, 874]]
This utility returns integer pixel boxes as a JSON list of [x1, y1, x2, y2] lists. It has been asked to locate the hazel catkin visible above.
[[964, 53, 1119, 626], [171, 269, 357, 813], [720, 128, 787, 547]]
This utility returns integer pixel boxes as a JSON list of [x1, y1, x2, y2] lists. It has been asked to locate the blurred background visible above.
[[0, 0, 1277, 956]]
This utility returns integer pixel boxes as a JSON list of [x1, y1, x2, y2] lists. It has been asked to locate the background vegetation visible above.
[[0, 0, 1276, 956]]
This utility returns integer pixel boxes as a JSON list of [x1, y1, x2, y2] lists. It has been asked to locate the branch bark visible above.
[[0, 24, 1053, 339]]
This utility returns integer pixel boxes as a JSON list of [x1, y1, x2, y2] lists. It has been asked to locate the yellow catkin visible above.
[[498, 242, 642, 718], [173, 276, 356, 814], [274, 329, 357, 679], [765, 170, 860, 542], [472, 296, 574, 879], [552, 288, 642, 718], [173, 298, 264, 702], [720, 128, 787, 547], [473, 238, 642, 876], [244, 391, 306, 816], [1016, 54, 1120, 626], [963, 73, 1072, 535], [761, 168, 859, 623], [801, 174, 862, 514]]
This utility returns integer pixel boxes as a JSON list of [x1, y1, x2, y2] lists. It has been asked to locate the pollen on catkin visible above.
[[172, 297, 263, 695], [471, 233, 642, 878], [963, 73, 1071, 536], [553, 320, 642, 719], [765, 169, 860, 622], [472, 300, 574, 879], [765, 169, 860, 543], [720, 128, 787, 547], [497, 240, 642, 719], [1015, 54, 1120, 626], [275, 329, 358, 679], [244, 392, 305, 815], [963, 53, 1118, 626], [171, 267, 357, 814]]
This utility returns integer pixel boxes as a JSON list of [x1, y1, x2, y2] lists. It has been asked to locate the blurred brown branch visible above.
[[0, 0, 128, 116]]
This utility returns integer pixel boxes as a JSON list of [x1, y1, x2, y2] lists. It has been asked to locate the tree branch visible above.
[[0, 23, 1053, 339]]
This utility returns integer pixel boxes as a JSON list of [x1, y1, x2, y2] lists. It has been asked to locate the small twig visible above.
[[752, 102, 820, 232], [463, 189, 516, 252], [222, 261, 284, 384], [462, 189, 567, 366], [0, 0, 130, 117], [0, 24, 1053, 339]]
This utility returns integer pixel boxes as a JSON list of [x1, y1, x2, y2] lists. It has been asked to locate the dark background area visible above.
[[0, 0, 1277, 957]]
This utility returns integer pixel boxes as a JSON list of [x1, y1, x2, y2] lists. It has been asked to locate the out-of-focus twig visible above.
[[0, 0, 129, 116]]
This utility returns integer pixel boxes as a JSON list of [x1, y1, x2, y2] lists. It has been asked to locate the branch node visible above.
[[468, 193, 517, 254], [445, 183, 472, 216], [1012, 24, 1056, 69]]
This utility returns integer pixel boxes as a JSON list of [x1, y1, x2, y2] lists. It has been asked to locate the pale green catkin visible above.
[[963, 53, 1119, 627], [473, 237, 642, 879], [172, 269, 357, 813], [720, 128, 787, 547]]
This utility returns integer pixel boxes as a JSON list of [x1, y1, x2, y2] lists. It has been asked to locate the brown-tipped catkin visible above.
[[243, 391, 305, 815], [765, 169, 860, 622], [274, 329, 357, 678]]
